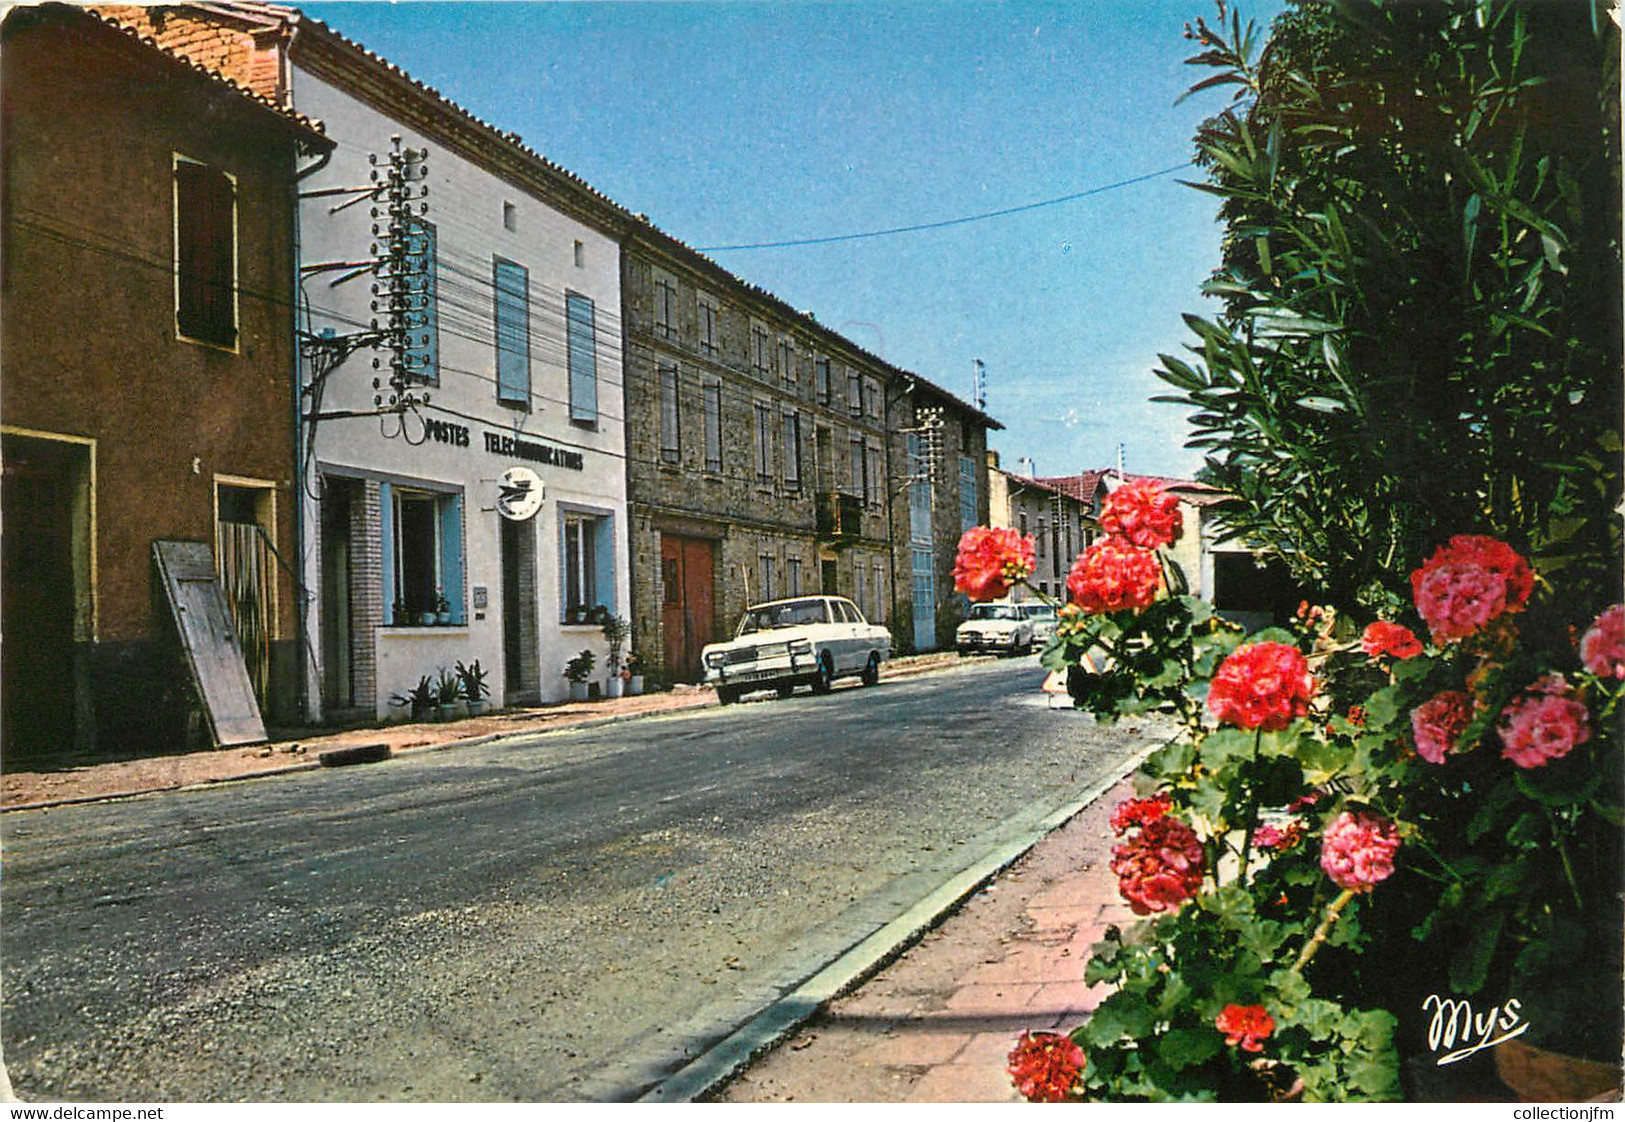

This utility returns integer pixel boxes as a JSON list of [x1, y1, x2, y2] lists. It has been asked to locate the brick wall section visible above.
[[511, 520, 540, 703], [349, 479, 382, 709], [0, 7, 314, 749], [94, 6, 284, 102]]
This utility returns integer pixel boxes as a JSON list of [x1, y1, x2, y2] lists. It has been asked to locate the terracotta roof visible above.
[[60, 3, 331, 144], [185, 2, 1003, 431], [1033, 471, 1109, 508]]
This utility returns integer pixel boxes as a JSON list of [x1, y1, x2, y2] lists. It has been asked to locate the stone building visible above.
[[621, 229, 999, 682], [0, 3, 331, 754]]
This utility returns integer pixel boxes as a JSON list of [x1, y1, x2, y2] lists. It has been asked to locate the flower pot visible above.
[[466, 699, 488, 717], [606, 676, 624, 699], [436, 610, 451, 625], [411, 703, 431, 723], [1495, 1039, 1622, 1103], [628, 674, 644, 696], [418, 611, 436, 627], [445, 699, 468, 719], [568, 681, 589, 703]]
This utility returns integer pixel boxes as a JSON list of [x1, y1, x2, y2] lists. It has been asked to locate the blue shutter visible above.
[[594, 513, 615, 614], [567, 292, 597, 423], [408, 220, 438, 383], [379, 482, 395, 625], [439, 492, 464, 624], [494, 258, 530, 406]]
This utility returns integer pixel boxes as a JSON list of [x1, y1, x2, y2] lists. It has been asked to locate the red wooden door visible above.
[[661, 536, 715, 682]]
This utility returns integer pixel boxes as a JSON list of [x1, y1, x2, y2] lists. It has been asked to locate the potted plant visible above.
[[457, 658, 490, 716], [434, 666, 463, 720], [388, 674, 435, 722], [601, 613, 630, 699], [625, 650, 644, 696], [563, 648, 595, 702], [435, 588, 452, 626]]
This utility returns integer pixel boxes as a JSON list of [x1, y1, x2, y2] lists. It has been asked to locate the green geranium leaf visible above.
[[1158, 1027, 1223, 1070], [1362, 686, 1399, 730], [1393, 656, 1436, 684]]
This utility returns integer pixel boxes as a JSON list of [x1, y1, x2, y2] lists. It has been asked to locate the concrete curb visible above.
[[639, 735, 1163, 1103], [0, 657, 970, 814]]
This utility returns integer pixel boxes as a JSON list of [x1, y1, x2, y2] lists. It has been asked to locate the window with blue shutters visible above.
[[494, 257, 530, 408], [560, 508, 614, 623], [567, 291, 597, 425], [959, 454, 978, 532], [382, 485, 465, 626]]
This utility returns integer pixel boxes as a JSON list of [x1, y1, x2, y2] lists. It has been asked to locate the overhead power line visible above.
[[694, 161, 1194, 253]]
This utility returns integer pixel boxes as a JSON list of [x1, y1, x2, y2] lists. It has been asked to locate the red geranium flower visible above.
[[1498, 674, 1592, 770], [1006, 1031, 1086, 1102], [1320, 809, 1401, 893], [1111, 816, 1204, 915], [1215, 1004, 1275, 1053], [1581, 604, 1625, 680], [1206, 642, 1318, 731], [1110, 792, 1172, 834], [1362, 620, 1423, 661], [1099, 479, 1183, 549], [1410, 690, 1476, 765], [1410, 535, 1534, 644], [952, 526, 1035, 602], [1067, 538, 1161, 614]]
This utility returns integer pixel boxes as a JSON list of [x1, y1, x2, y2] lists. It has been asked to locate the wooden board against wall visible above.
[[152, 540, 266, 746]]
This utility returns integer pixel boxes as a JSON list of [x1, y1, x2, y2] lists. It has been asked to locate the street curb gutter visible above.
[[0, 658, 962, 815], [638, 737, 1163, 1103]]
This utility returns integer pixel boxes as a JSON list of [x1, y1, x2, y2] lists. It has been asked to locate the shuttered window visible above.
[[494, 257, 530, 407], [782, 411, 802, 490], [755, 402, 773, 482], [659, 364, 681, 464], [174, 158, 237, 347], [703, 379, 723, 473], [567, 291, 598, 424], [407, 219, 438, 384]]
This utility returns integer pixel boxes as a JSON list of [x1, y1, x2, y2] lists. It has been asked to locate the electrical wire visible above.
[[693, 162, 1195, 252]]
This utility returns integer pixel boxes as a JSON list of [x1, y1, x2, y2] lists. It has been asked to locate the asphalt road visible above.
[[2, 657, 1153, 1102]]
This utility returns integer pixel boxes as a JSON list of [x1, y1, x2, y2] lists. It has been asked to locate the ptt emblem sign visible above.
[[496, 466, 544, 521]]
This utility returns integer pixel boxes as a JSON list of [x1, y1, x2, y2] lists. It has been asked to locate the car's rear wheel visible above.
[[811, 654, 834, 695], [717, 685, 740, 706], [775, 682, 795, 699], [861, 653, 880, 687]]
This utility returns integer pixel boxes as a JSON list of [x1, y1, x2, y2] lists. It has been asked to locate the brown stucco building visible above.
[[1, 3, 331, 754], [621, 227, 999, 683]]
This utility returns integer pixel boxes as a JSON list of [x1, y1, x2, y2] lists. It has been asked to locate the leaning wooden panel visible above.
[[152, 540, 266, 747]]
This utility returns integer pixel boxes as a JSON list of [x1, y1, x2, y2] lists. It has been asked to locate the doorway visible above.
[[660, 534, 715, 683], [500, 515, 539, 702], [1, 434, 87, 756], [319, 478, 353, 710]]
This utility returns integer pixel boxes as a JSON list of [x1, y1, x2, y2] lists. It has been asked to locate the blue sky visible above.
[[307, 0, 1286, 480]]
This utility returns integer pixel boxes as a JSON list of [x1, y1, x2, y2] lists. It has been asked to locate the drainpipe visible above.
[[290, 67, 330, 725]]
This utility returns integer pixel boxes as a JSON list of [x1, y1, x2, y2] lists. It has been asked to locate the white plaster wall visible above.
[[292, 69, 628, 717]]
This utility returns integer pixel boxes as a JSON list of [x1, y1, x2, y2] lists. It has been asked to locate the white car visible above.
[[955, 602, 1035, 656], [702, 595, 893, 705], [1022, 602, 1060, 643]]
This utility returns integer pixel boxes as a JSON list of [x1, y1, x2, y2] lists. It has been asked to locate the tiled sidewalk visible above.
[[717, 774, 1140, 1103]]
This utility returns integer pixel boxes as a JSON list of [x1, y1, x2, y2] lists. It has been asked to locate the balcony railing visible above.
[[817, 490, 864, 542]]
